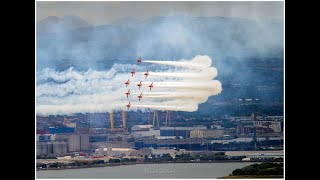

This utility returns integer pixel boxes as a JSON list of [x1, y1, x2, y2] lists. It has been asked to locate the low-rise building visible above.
[[253, 121, 281, 133], [160, 126, 207, 139], [131, 129, 160, 138], [151, 147, 186, 158], [94, 147, 136, 157], [236, 125, 255, 134], [190, 129, 224, 138], [131, 125, 154, 131], [37, 134, 52, 142]]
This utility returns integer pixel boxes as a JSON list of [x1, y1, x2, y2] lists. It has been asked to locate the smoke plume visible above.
[[36, 55, 222, 115]]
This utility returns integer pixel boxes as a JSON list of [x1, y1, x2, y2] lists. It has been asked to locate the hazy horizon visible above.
[[36, 1, 284, 25]]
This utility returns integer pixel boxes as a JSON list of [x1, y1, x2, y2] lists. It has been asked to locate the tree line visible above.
[[232, 162, 283, 176]]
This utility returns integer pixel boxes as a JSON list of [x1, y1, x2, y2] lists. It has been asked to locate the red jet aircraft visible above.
[[138, 93, 143, 101], [125, 79, 130, 87], [144, 70, 149, 79], [148, 82, 154, 91], [125, 89, 130, 98], [137, 81, 142, 90], [137, 57, 142, 65], [126, 102, 131, 110], [130, 68, 135, 77]]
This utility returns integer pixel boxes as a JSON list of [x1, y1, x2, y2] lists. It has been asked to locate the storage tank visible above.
[[36, 143, 42, 156], [41, 142, 48, 155], [47, 142, 53, 154], [61, 141, 68, 154], [80, 134, 89, 151], [53, 142, 62, 155]]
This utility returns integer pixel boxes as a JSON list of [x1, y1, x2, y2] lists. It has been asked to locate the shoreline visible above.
[[218, 175, 284, 179], [37, 162, 141, 171], [37, 160, 280, 171]]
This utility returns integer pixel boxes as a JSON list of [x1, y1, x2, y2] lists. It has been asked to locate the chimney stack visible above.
[[109, 112, 114, 129], [122, 111, 126, 129], [153, 110, 159, 127], [166, 110, 170, 127]]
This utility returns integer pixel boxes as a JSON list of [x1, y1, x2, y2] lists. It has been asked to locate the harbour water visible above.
[[37, 162, 255, 179]]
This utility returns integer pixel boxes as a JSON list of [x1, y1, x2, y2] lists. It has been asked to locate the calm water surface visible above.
[[37, 162, 255, 179]]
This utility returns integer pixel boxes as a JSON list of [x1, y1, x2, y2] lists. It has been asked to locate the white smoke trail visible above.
[[131, 86, 221, 103], [144, 55, 212, 70], [36, 55, 222, 115], [142, 95, 208, 104], [137, 67, 217, 80], [132, 91, 214, 95], [133, 104, 198, 112], [131, 81, 222, 94]]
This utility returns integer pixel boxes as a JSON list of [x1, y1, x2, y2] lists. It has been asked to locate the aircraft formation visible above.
[[124, 57, 153, 110]]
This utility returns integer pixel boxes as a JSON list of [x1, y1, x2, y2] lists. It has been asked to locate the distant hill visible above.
[[37, 15, 283, 71], [37, 14, 91, 33], [36, 15, 284, 115]]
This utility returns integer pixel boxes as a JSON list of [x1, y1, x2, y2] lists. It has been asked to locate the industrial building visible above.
[[36, 109, 284, 159], [48, 127, 75, 134], [75, 128, 90, 134], [54, 133, 70, 141], [36, 134, 53, 142], [253, 120, 281, 133], [131, 129, 160, 138], [111, 147, 186, 158], [236, 125, 255, 134], [265, 116, 283, 121], [68, 134, 89, 152], [52, 133, 90, 152], [37, 133, 89, 155], [36, 141, 68, 156], [89, 135, 107, 142], [190, 129, 224, 139], [131, 125, 154, 131], [160, 126, 207, 139], [36, 130, 50, 134], [151, 147, 186, 158], [155, 136, 176, 140]]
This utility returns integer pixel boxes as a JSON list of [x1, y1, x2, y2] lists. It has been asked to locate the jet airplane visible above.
[[125, 79, 130, 87], [125, 89, 130, 98], [137, 81, 142, 90], [138, 93, 143, 101]]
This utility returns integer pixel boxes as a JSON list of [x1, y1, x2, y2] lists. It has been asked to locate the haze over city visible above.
[[36, 1, 284, 178]]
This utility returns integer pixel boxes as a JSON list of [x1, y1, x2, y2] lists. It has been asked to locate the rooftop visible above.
[[160, 126, 207, 131]]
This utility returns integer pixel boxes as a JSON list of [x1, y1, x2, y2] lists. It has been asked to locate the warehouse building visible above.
[[190, 129, 224, 139], [131, 129, 160, 138], [131, 125, 154, 131], [160, 126, 207, 139]]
